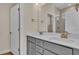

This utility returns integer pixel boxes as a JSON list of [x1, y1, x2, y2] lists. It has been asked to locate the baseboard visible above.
[[10, 50, 16, 55], [0, 50, 14, 55], [0, 50, 20, 55], [1, 52, 14, 55], [0, 50, 10, 55]]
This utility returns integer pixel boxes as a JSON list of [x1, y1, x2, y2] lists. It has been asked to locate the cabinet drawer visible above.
[[27, 41, 36, 55], [28, 36, 36, 43], [36, 45, 43, 54], [73, 49, 79, 55], [36, 39, 43, 46], [44, 50, 55, 55], [27, 41, 31, 55], [30, 49, 36, 55], [44, 41, 72, 55], [36, 52, 41, 55], [31, 43, 36, 50]]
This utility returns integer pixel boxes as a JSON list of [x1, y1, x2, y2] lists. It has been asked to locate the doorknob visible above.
[[10, 32, 12, 34]]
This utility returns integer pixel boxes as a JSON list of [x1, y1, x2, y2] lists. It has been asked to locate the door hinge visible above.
[[18, 48, 20, 51], [10, 32, 12, 34], [18, 8, 20, 11]]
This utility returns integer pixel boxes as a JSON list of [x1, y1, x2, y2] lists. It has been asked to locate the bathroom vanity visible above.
[[27, 33, 79, 55]]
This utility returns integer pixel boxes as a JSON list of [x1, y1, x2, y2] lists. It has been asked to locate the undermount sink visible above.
[[40, 32, 61, 37], [48, 36, 75, 43]]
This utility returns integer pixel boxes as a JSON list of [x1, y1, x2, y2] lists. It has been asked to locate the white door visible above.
[[10, 4, 20, 55]]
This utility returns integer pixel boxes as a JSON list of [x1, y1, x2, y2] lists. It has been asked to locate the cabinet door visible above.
[[30, 49, 36, 55], [44, 41, 72, 55], [36, 52, 41, 55], [30, 43, 36, 55], [36, 39, 43, 46], [27, 41, 31, 55], [27, 41, 36, 55], [27, 36, 36, 43], [44, 50, 56, 55], [36, 45, 43, 54], [73, 49, 79, 55]]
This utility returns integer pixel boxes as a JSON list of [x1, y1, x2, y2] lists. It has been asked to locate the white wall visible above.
[[0, 4, 14, 53]]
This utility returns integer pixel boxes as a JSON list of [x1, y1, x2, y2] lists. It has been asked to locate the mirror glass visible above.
[[63, 6, 79, 34], [37, 3, 61, 33], [37, 3, 79, 34]]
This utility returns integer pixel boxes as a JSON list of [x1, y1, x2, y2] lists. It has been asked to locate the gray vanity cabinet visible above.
[[27, 36, 79, 55], [36, 39, 43, 47], [36, 39, 44, 54], [27, 37, 36, 55], [36, 52, 41, 55], [36, 45, 43, 54], [27, 41, 36, 55], [73, 49, 79, 55], [30, 43, 36, 55], [27, 41, 31, 55], [44, 50, 55, 55], [44, 41, 72, 55]]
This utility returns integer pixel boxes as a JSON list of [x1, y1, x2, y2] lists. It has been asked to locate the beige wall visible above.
[[22, 3, 38, 33], [20, 3, 38, 54], [0, 4, 13, 53]]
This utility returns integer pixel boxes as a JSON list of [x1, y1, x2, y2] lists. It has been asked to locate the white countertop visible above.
[[27, 32, 79, 49]]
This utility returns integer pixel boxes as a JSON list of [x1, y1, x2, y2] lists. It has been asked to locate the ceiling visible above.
[[52, 3, 75, 9], [38, 3, 75, 9]]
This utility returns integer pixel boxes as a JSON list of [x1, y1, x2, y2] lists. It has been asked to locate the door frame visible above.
[[9, 3, 21, 55]]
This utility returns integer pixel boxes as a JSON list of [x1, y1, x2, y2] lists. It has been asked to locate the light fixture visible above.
[[75, 3, 79, 12], [68, 3, 79, 12], [68, 4, 72, 6], [35, 3, 39, 6]]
